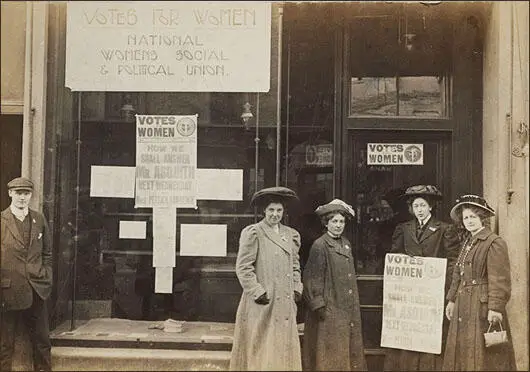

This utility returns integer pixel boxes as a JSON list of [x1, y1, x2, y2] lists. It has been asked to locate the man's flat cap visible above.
[[7, 177, 34, 191]]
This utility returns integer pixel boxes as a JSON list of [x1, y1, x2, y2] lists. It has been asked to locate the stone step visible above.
[[51, 347, 230, 371]]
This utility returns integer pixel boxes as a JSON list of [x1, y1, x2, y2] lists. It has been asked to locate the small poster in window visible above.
[[135, 115, 198, 208], [367, 143, 424, 165]]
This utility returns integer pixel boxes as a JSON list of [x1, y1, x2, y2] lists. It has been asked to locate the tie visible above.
[[416, 222, 424, 240]]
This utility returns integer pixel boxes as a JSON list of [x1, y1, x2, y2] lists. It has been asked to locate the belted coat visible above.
[[384, 217, 460, 371], [442, 228, 516, 371], [1, 208, 53, 311], [302, 233, 367, 371], [230, 220, 303, 371]]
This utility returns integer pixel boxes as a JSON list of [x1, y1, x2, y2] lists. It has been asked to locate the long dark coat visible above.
[[302, 233, 367, 371], [230, 220, 303, 371], [442, 228, 516, 371], [384, 217, 460, 371], [1, 208, 53, 310]]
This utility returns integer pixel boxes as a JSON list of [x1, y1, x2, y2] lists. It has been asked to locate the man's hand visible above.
[[255, 293, 270, 305]]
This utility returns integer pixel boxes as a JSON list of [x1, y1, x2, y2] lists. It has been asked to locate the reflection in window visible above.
[[351, 77, 397, 116], [350, 75, 450, 118]]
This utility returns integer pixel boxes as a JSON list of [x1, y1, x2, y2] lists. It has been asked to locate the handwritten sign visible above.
[[367, 143, 424, 165], [381, 254, 446, 354], [66, 1, 271, 92], [135, 114, 197, 208]]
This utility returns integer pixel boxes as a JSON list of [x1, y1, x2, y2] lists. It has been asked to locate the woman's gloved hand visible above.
[[255, 293, 270, 305], [316, 307, 326, 321]]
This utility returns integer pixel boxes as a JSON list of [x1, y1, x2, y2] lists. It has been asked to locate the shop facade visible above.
[[1, 1, 528, 370]]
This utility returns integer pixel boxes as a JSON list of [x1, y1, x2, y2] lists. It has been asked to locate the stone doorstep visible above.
[[52, 347, 230, 371]]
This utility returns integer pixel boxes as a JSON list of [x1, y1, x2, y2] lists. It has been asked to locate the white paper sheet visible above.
[[380, 254, 447, 354], [118, 221, 147, 239], [180, 224, 227, 257], [154, 267, 173, 294], [196, 169, 243, 200], [152, 208, 176, 267], [90, 166, 136, 198]]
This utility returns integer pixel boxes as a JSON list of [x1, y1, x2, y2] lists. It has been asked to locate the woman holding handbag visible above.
[[443, 195, 516, 371]]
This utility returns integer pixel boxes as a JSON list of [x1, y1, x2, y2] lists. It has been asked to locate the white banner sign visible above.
[[66, 1, 271, 92], [135, 114, 197, 208], [367, 143, 424, 165], [381, 254, 446, 354]]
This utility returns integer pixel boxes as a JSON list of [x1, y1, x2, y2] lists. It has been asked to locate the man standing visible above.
[[1, 177, 53, 371]]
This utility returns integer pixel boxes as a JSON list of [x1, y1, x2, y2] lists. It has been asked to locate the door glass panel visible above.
[[351, 135, 449, 275]]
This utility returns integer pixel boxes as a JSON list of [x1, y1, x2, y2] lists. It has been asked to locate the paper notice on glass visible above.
[[380, 254, 447, 354], [196, 169, 243, 201], [152, 208, 176, 267], [119, 221, 147, 239], [135, 115, 197, 208], [155, 267, 173, 294], [180, 224, 227, 257], [90, 166, 135, 198]]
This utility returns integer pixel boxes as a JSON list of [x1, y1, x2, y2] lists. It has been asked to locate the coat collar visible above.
[[1, 207, 39, 247], [404, 218, 442, 243], [471, 227, 494, 241], [322, 233, 351, 258], [257, 219, 291, 254]]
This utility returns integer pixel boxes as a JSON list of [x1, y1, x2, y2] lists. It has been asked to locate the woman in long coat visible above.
[[230, 186, 303, 371], [443, 194, 516, 371], [302, 199, 367, 371], [384, 185, 460, 371]]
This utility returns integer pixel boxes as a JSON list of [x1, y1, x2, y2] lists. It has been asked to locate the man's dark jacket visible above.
[[1, 207, 53, 310]]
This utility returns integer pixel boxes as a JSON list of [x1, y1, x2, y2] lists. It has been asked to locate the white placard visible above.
[[196, 168, 243, 200], [152, 208, 177, 267], [90, 166, 136, 198], [135, 115, 197, 208], [367, 143, 424, 165], [155, 267, 173, 293], [381, 254, 447, 354], [66, 1, 271, 92], [180, 224, 227, 257], [119, 221, 147, 239]]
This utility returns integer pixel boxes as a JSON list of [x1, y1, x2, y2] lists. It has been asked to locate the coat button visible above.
[[472, 279, 476, 284], [350, 322, 354, 327], [348, 289, 353, 294], [348, 273, 352, 278], [345, 245, 350, 250], [458, 317, 462, 322]]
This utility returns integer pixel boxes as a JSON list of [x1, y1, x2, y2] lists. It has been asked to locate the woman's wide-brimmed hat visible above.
[[250, 186, 299, 207], [450, 194, 495, 221], [315, 199, 355, 218], [400, 184, 443, 201]]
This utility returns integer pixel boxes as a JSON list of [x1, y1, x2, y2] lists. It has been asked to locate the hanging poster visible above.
[[135, 114, 197, 208], [367, 143, 424, 165], [380, 253, 447, 354], [65, 1, 271, 92]]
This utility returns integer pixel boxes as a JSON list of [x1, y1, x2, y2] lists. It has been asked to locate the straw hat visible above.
[[315, 199, 355, 218], [450, 194, 495, 221]]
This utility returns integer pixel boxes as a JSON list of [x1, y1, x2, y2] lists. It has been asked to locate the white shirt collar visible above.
[[10, 205, 29, 221], [418, 214, 432, 227]]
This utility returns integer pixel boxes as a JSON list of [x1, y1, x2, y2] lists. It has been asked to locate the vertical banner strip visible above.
[[155, 267, 173, 294], [152, 207, 177, 267]]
